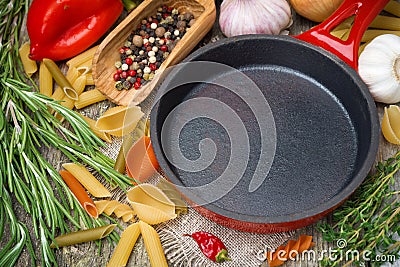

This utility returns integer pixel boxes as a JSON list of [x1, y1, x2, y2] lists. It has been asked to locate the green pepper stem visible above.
[[216, 249, 231, 263], [121, 0, 139, 12]]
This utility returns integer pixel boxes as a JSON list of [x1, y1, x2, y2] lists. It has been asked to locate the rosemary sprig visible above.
[[0, 0, 132, 265], [318, 152, 400, 266]]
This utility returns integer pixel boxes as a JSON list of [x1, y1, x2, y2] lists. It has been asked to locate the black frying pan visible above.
[[150, 0, 384, 233]]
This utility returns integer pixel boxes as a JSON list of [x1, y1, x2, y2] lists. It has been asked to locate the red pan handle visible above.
[[295, 0, 389, 70]]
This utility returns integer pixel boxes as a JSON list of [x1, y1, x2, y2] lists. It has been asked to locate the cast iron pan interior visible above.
[[150, 35, 379, 232]]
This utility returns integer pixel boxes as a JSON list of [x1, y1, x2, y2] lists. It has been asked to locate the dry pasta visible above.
[[85, 74, 94, 85], [38, 61, 53, 97], [50, 224, 116, 248], [95, 200, 135, 222], [266, 235, 315, 267], [107, 223, 140, 267], [66, 45, 99, 67], [127, 184, 176, 225], [95, 105, 144, 137], [62, 163, 111, 198], [59, 170, 98, 218], [76, 59, 92, 75], [19, 42, 37, 77], [43, 58, 78, 100], [157, 179, 188, 216], [75, 89, 107, 109], [79, 114, 112, 143], [139, 221, 168, 267]]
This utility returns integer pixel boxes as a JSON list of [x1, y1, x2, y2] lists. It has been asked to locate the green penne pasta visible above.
[[43, 58, 78, 100], [50, 224, 116, 248]]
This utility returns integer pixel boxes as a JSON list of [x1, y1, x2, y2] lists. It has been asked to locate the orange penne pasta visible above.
[[266, 235, 315, 267], [59, 170, 98, 218]]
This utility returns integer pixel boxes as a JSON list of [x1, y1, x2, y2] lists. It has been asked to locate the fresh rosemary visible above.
[[318, 151, 400, 266], [0, 0, 132, 265]]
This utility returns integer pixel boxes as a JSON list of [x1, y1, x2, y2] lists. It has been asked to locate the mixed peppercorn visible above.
[[114, 5, 195, 90]]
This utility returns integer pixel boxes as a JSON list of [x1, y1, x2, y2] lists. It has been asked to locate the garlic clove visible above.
[[382, 106, 400, 145]]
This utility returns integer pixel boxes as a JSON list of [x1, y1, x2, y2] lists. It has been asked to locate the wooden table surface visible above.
[[7, 0, 400, 266]]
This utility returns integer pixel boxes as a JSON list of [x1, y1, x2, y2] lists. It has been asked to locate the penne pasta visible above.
[[76, 58, 92, 75], [95, 105, 144, 137], [139, 221, 168, 267], [50, 224, 116, 248], [107, 223, 141, 267], [51, 86, 66, 102], [114, 134, 135, 174], [43, 58, 78, 101], [59, 170, 98, 218], [75, 89, 107, 109], [62, 163, 112, 198], [85, 73, 94, 85], [72, 75, 87, 96], [66, 45, 99, 68], [19, 42, 37, 77], [54, 76, 88, 121], [127, 184, 176, 225], [39, 61, 53, 97], [79, 114, 112, 143], [95, 200, 135, 222]]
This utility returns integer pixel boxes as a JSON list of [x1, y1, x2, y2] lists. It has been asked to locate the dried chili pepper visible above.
[[27, 0, 124, 61], [184, 231, 231, 263]]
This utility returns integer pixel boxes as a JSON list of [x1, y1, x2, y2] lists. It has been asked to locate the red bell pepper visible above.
[[27, 0, 123, 61]]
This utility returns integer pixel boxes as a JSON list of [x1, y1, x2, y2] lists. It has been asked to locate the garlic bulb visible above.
[[358, 34, 400, 104], [290, 0, 343, 22], [219, 0, 292, 37]]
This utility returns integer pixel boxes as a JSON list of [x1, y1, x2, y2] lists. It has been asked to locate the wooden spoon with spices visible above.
[[92, 0, 216, 106]]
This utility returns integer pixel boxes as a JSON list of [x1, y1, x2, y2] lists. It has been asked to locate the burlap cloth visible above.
[[96, 89, 294, 267]]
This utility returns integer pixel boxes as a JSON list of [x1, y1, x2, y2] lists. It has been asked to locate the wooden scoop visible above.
[[92, 0, 216, 106]]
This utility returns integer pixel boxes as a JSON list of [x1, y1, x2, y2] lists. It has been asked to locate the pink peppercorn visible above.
[[128, 70, 136, 76], [125, 58, 133, 65], [134, 81, 141, 89], [113, 73, 120, 81], [160, 45, 168, 52], [149, 64, 157, 71]]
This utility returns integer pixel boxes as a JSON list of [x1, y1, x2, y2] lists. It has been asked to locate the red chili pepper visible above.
[[27, 0, 123, 61], [184, 231, 231, 263]]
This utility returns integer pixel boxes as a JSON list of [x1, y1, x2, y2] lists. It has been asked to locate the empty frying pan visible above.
[[150, 0, 384, 233]]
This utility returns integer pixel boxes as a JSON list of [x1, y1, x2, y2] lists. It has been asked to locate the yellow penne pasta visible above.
[[39, 61, 53, 97], [79, 114, 112, 143], [127, 184, 176, 225], [95, 200, 135, 222], [72, 75, 87, 96], [75, 89, 107, 109], [62, 163, 111, 198], [107, 223, 141, 267], [95, 105, 144, 137], [85, 73, 94, 85], [76, 59, 92, 75], [51, 87, 65, 102], [139, 221, 168, 267], [19, 43, 37, 77], [66, 45, 99, 67], [50, 224, 116, 248]]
